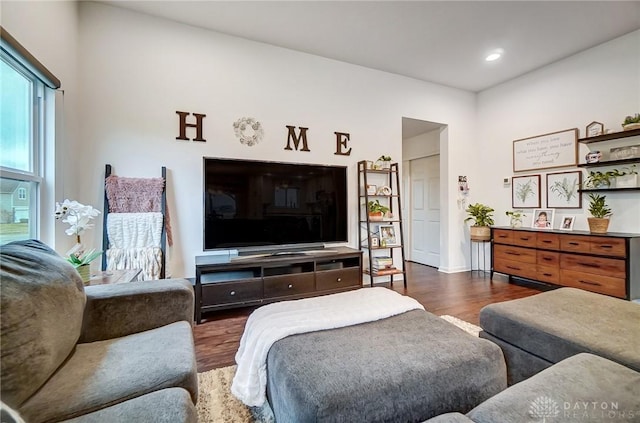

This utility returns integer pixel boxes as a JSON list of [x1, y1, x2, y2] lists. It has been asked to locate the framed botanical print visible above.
[[546, 171, 582, 209], [512, 174, 541, 208]]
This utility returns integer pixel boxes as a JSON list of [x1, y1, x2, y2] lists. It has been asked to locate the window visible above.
[[0, 51, 44, 244]]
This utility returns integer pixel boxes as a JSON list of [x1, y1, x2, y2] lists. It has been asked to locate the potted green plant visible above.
[[464, 203, 495, 241], [367, 200, 390, 221], [376, 155, 392, 170], [505, 210, 526, 228], [587, 193, 612, 234], [615, 165, 638, 188], [622, 113, 640, 131]]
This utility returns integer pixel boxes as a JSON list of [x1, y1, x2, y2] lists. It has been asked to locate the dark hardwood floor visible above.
[[193, 262, 544, 372]]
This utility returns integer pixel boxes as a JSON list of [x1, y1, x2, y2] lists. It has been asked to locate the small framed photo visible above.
[[378, 225, 398, 246], [586, 121, 604, 138], [366, 184, 377, 195], [370, 236, 379, 247], [512, 174, 541, 208], [531, 209, 555, 230], [546, 171, 582, 209], [559, 215, 575, 231]]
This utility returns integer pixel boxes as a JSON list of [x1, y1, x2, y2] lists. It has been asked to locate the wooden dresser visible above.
[[491, 227, 640, 300]]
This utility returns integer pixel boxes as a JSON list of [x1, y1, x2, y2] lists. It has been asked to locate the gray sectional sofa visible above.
[[0, 240, 198, 422]]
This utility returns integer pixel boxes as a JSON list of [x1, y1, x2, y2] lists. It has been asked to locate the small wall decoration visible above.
[[531, 209, 555, 230], [546, 171, 582, 209], [559, 215, 575, 231], [586, 121, 604, 138], [233, 117, 264, 146], [513, 128, 578, 172], [512, 174, 541, 208], [378, 224, 398, 246]]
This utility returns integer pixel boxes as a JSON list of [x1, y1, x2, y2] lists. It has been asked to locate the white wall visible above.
[[402, 128, 441, 161], [477, 30, 640, 234], [1, 0, 80, 250], [76, 2, 478, 277]]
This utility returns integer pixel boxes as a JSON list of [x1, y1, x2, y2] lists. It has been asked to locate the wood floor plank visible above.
[[193, 262, 543, 372]]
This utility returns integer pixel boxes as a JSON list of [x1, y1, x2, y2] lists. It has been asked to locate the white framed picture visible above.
[[559, 215, 575, 231], [546, 171, 582, 209], [378, 224, 398, 246], [531, 209, 555, 230]]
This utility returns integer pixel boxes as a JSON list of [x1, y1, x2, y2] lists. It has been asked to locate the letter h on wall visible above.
[[176, 111, 206, 142]]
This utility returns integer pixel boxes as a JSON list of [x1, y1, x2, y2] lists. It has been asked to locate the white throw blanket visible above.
[[231, 287, 425, 407], [107, 212, 163, 249], [105, 247, 162, 280]]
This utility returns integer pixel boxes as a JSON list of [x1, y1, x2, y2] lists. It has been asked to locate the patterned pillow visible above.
[[0, 240, 86, 407]]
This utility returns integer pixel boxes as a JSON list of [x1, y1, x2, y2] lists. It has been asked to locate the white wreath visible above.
[[233, 117, 264, 147]]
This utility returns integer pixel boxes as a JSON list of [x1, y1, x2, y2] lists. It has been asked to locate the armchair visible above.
[[1, 240, 198, 423]]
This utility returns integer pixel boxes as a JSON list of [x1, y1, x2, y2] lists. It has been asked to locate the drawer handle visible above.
[[599, 245, 613, 249], [288, 284, 293, 289], [577, 262, 600, 268], [579, 279, 601, 287], [542, 240, 552, 244], [543, 273, 553, 277], [542, 257, 553, 261], [519, 237, 530, 241], [506, 265, 521, 270], [506, 251, 521, 256], [568, 242, 580, 246], [230, 291, 236, 296], [337, 278, 342, 282]]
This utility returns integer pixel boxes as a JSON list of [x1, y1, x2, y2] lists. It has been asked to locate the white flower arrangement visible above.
[[54, 199, 101, 268]]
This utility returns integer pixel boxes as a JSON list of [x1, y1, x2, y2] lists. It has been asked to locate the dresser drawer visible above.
[[494, 257, 537, 279], [494, 244, 536, 264], [560, 235, 591, 254], [537, 264, 560, 284], [560, 270, 626, 299], [511, 232, 537, 248], [493, 229, 513, 245], [560, 254, 626, 279], [536, 232, 559, 250], [316, 267, 361, 291], [264, 273, 315, 297], [201, 278, 263, 305], [590, 237, 626, 258], [537, 251, 560, 267]]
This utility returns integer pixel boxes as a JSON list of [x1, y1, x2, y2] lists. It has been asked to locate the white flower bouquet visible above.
[[54, 199, 101, 268]]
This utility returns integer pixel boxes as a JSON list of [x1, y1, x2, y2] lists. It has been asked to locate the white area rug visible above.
[[196, 314, 481, 423]]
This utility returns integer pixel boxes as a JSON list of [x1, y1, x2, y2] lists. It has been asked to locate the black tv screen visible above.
[[203, 158, 348, 250]]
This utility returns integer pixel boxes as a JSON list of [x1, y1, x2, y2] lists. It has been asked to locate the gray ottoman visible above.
[[423, 353, 640, 423], [266, 309, 507, 423], [479, 287, 640, 384]]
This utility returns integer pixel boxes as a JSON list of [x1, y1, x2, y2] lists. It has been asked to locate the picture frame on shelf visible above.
[[512, 174, 541, 208], [378, 224, 398, 246], [586, 121, 604, 138], [546, 171, 582, 209], [366, 184, 377, 195], [531, 208, 555, 230], [370, 236, 379, 247], [513, 128, 578, 172], [559, 215, 575, 231]]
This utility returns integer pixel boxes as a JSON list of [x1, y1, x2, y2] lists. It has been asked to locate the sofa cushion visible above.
[[0, 239, 86, 407], [467, 353, 640, 423], [479, 287, 640, 371], [59, 388, 197, 423], [19, 321, 198, 423]]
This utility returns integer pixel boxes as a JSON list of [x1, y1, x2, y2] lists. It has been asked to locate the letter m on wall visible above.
[[284, 125, 310, 152]]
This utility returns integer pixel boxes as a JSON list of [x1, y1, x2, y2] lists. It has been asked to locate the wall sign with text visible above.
[[513, 128, 578, 172]]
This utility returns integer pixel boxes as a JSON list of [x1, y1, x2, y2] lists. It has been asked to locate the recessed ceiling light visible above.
[[485, 49, 504, 62]]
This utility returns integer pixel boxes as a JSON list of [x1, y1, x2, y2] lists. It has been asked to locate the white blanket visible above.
[[231, 287, 425, 407], [107, 212, 163, 249], [105, 247, 162, 281]]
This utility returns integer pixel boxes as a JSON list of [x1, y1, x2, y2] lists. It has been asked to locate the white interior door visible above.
[[410, 155, 440, 267]]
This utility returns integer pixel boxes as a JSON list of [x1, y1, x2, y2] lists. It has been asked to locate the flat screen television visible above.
[[203, 157, 348, 251]]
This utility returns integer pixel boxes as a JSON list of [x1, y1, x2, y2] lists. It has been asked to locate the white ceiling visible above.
[[99, 1, 640, 93], [96, 1, 640, 138]]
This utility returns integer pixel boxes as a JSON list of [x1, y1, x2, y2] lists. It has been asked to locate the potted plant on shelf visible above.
[[615, 165, 638, 188], [367, 200, 390, 221], [376, 155, 392, 170], [505, 210, 526, 228], [586, 193, 612, 234], [464, 203, 495, 241], [622, 113, 640, 131]]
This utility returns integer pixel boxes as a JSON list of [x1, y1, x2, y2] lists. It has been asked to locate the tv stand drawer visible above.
[[264, 273, 315, 297], [201, 278, 263, 306], [316, 268, 361, 291]]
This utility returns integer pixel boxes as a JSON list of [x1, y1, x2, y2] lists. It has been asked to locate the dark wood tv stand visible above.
[[194, 247, 363, 323]]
